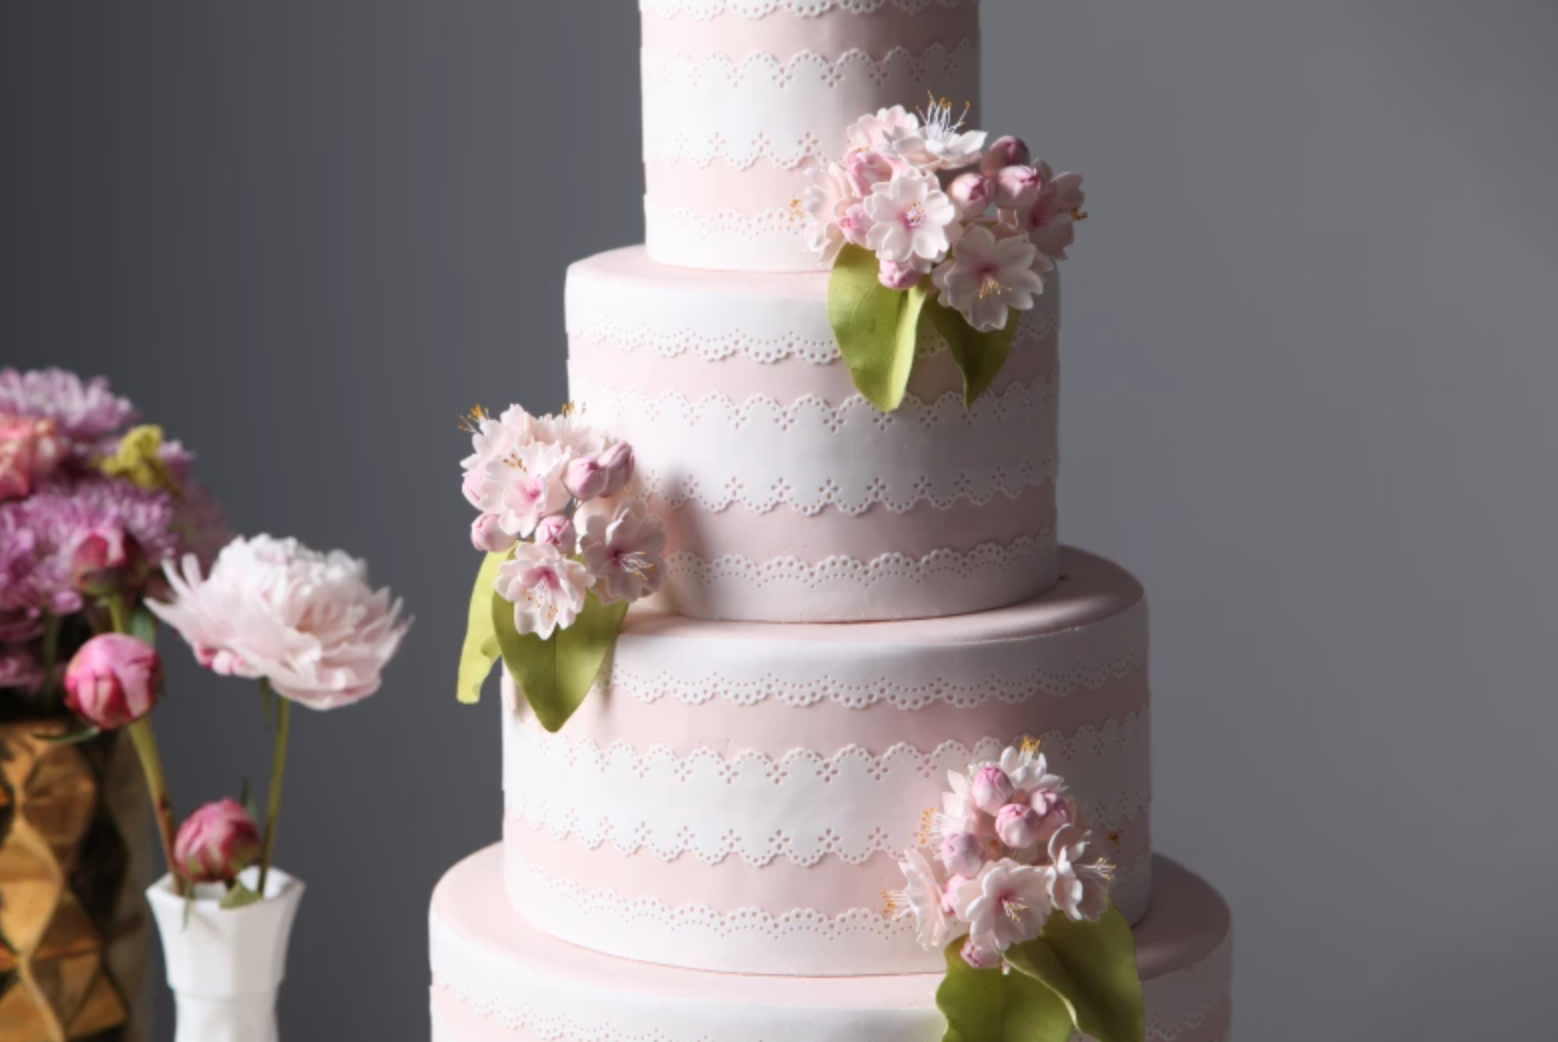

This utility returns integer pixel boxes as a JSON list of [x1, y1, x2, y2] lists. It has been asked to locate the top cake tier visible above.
[[641, 0, 982, 272]]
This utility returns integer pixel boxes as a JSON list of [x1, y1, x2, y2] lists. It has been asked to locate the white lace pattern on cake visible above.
[[503, 721, 1149, 866], [574, 377, 1056, 516], [606, 601, 1147, 709], [641, 0, 978, 20], [567, 255, 1058, 365], [642, 43, 980, 169], [651, 532, 1058, 622]]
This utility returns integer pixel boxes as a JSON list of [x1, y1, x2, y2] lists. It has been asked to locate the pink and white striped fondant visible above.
[[431, 849, 1230, 1042], [640, 0, 981, 270], [500, 548, 1150, 976], [566, 247, 1061, 623]]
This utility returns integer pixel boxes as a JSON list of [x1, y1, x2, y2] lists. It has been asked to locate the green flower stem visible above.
[[258, 684, 291, 893], [40, 613, 61, 698], [127, 718, 185, 897], [106, 595, 131, 636]]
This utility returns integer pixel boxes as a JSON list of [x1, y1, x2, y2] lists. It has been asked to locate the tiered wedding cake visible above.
[[430, 2, 1232, 1040]]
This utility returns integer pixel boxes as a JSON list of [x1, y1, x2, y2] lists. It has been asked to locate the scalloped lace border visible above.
[[641, 0, 978, 20]]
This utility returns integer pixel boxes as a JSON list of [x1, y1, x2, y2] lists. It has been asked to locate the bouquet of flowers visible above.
[[802, 99, 1086, 412], [455, 404, 665, 732], [891, 740, 1145, 1042], [0, 367, 229, 711]]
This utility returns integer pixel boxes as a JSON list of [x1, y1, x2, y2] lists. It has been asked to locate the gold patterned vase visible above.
[[0, 719, 153, 1042]]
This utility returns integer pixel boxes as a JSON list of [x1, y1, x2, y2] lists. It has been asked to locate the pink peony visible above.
[[149, 535, 411, 711], [0, 416, 61, 502], [174, 799, 263, 884], [577, 499, 667, 605], [495, 542, 592, 640], [64, 633, 163, 730], [0, 368, 137, 446]]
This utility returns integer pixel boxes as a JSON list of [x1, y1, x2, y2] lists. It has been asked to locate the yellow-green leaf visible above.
[[1005, 904, 1146, 1042], [926, 298, 1023, 407], [829, 244, 924, 413], [493, 591, 629, 733], [456, 552, 508, 705], [937, 940, 1074, 1042]]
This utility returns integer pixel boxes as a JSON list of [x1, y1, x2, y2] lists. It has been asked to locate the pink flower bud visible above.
[[948, 172, 995, 217], [878, 258, 924, 291], [982, 135, 1032, 175], [995, 166, 1043, 211], [845, 150, 896, 196], [941, 832, 985, 877], [970, 766, 1015, 814], [1033, 793, 1079, 847], [533, 513, 577, 550], [461, 468, 489, 510], [471, 513, 517, 554], [174, 799, 263, 884], [0, 416, 41, 503], [63, 633, 162, 730], [962, 936, 1002, 970], [839, 203, 873, 247], [995, 804, 1043, 850], [563, 456, 610, 502], [597, 441, 636, 497], [70, 523, 143, 598]]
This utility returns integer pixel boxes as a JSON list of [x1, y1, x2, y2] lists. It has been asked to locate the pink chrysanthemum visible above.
[[0, 368, 138, 445]]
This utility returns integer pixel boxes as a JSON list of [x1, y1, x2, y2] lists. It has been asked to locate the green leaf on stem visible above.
[[829, 244, 928, 413], [925, 298, 1023, 407], [937, 940, 1074, 1042], [1005, 904, 1146, 1042], [492, 591, 629, 734], [457, 551, 510, 705], [127, 605, 159, 646], [220, 881, 263, 911]]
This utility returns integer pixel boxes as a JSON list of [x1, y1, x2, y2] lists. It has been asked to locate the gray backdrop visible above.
[[4, 2, 1556, 1039]]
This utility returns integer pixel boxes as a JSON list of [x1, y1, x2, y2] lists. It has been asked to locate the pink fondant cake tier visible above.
[[500, 547, 1149, 976], [430, 847, 1231, 1042], [640, 0, 982, 271], [566, 246, 1061, 623]]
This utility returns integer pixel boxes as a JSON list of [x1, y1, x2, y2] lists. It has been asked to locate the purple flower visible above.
[[0, 643, 46, 693], [0, 368, 138, 446]]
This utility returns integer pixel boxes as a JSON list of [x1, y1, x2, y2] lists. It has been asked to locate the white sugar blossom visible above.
[[932, 225, 1050, 332], [482, 440, 571, 539], [1046, 825, 1114, 923], [958, 860, 1053, 957], [846, 105, 920, 153], [888, 849, 959, 949], [890, 97, 989, 172], [495, 542, 592, 640], [802, 162, 853, 265], [865, 171, 958, 264], [577, 498, 667, 605]]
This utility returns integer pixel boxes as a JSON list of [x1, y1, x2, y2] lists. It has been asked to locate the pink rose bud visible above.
[[839, 203, 873, 247], [174, 799, 264, 884], [471, 513, 517, 554], [941, 832, 985, 877], [845, 150, 896, 195], [597, 441, 636, 497], [948, 172, 995, 217], [878, 258, 924, 291], [533, 513, 577, 550], [970, 766, 1015, 815], [995, 804, 1044, 850], [962, 936, 1002, 970], [563, 455, 610, 502], [63, 633, 163, 730], [982, 135, 1032, 175], [995, 166, 1043, 211]]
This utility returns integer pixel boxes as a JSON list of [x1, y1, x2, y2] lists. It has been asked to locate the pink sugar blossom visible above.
[[865, 171, 958, 265], [932, 225, 1050, 333], [958, 860, 1054, 957], [532, 514, 577, 550], [150, 535, 411, 711], [845, 105, 919, 153], [1021, 163, 1087, 261], [495, 542, 592, 640], [578, 499, 667, 605], [888, 849, 958, 949], [1046, 825, 1113, 922]]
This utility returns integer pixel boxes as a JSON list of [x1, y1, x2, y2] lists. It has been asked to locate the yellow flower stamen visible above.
[[99, 425, 181, 497]]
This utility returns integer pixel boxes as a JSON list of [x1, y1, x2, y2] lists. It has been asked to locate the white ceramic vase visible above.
[[146, 867, 305, 1042]]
